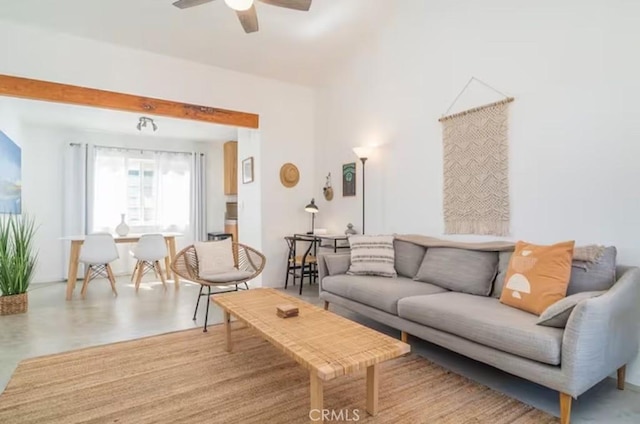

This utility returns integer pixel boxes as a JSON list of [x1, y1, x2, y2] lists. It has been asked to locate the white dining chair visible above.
[[131, 234, 168, 292], [79, 233, 119, 299]]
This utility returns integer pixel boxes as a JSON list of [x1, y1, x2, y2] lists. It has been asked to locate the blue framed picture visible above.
[[0, 130, 22, 214]]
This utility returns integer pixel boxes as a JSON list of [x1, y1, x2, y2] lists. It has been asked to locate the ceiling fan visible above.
[[172, 0, 312, 34]]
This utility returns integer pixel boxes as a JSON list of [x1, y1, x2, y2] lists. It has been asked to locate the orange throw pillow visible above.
[[500, 240, 575, 315]]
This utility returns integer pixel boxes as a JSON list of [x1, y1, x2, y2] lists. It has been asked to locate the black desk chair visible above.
[[284, 235, 318, 295]]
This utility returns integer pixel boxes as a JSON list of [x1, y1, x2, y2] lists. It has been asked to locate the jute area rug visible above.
[[0, 325, 557, 423]]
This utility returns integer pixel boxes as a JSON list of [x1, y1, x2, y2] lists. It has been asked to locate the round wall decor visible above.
[[280, 163, 300, 188]]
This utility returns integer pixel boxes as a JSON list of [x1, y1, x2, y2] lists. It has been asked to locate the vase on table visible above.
[[115, 214, 129, 237], [345, 223, 357, 236]]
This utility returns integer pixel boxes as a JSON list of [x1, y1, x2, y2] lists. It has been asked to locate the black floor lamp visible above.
[[352, 146, 373, 234]]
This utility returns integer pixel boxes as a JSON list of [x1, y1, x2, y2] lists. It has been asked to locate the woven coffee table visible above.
[[212, 288, 410, 418]]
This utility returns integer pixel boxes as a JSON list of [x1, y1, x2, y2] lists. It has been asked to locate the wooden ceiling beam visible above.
[[0, 74, 259, 129]]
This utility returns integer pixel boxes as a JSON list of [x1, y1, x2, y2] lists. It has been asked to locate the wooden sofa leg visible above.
[[559, 392, 572, 424], [323, 301, 329, 310], [617, 365, 626, 390], [401, 331, 408, 343]]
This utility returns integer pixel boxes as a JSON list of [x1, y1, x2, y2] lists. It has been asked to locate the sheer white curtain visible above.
[[92, 147, 192, 237], [62, 143, 93, 278], [91, 146, 205, 246], [191, 153, 207, 242]]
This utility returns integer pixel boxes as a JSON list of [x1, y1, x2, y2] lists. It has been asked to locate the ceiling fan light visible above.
[[224, 0, 253, 11]]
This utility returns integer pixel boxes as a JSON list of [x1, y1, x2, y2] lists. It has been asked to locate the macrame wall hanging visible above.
[[439, 77, 514, 236]]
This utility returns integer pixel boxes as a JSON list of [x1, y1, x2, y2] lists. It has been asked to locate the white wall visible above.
[[0, 19, 316, 288], [315, 0, 640, 383], [237, 129, 263, 287]]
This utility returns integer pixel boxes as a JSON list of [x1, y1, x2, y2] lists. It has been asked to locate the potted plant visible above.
[[0, 214, 37, 315]]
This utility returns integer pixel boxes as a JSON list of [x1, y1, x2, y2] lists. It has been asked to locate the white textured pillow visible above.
[[195, 239, 235, 276], [537, 290, 605, 328], [347, 235, 397, 278]]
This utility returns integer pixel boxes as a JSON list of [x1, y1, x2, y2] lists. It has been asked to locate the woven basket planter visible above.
[[0, 293, 28, 315]]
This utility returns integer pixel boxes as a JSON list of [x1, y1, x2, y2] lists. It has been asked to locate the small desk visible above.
[[292, 234, 350, 253], [62, 233, 181, 300]]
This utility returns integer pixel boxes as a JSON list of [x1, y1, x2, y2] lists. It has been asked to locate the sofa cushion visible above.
[[347, 235, 397, 278], [394, 240, 427, 278], [322, 275, 447, 315], [500, 240, 575, 315], [398, 292, 563, 365], [567, 246, 616, 295], [325, 254, 351, 276], [537, 290, 605, 328], [492, 251, 513, 298], [414, 248, 498, 296]]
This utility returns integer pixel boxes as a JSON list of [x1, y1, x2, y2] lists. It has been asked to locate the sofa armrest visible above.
[[561, 266, 640, 396], [318, 253, 351, 291]]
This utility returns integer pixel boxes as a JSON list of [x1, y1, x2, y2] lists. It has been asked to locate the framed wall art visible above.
[[342, 162, 356, 197], [0, 130, 22, 213], [242, 157, 254, 184]]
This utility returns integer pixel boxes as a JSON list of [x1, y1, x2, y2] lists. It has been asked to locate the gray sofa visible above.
[[318, 238, 640, 424]]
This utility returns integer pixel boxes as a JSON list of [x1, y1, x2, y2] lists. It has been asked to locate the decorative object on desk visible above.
[[439, 77, 513, 236], [115, 214, 129, 237], [322, 172, 334, 201], [304, 198, 319, 234], [0, 130, 22, 214], [276, 304, 299, 318], [279, 162, 299, 188], [352, 146, 375, 234], [0, 214, 37, 315], [345, 223, 357, 236], [342, 162, 356, 197], [242, 156, 254, 184]]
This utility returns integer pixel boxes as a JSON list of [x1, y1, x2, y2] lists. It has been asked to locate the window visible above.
[[92, 147, 192, 234]]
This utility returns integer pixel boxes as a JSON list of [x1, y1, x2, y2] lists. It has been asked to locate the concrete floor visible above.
[[2, 278, 640, 423]]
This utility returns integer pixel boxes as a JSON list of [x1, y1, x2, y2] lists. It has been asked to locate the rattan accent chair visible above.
[[171, 242, 266, 332]]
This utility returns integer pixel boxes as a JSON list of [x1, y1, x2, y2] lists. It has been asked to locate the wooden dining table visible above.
[[62, 232, 181, 300]]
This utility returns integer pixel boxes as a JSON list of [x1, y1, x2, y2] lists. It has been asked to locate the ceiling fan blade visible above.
[[172, 0, 215, 9], [236, 5, 259, 33], [258, 0, 312, 12]]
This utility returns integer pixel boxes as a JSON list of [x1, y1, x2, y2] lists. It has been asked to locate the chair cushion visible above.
[[199, 270, 253, 283], [195, 239, 235, 276], [347, 235, 397, 278], [322, 275, 447, 315], [414, 247, 498, 296], [398, 292, 564, 365], [537, 290, 605, 328], [394, 239, 427, 278]]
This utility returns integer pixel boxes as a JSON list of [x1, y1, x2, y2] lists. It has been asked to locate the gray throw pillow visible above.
[[567, 246, 616, 295], [347, 235, 397, 278], [324, 254, 351, 276], [537, 291, 605, 328], [491, 251, 513, 298], [414, 247, 498, 296], [394, 240, 427, 278]]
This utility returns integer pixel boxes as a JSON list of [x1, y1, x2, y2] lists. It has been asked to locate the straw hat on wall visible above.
[[280, 163, 300, 188]]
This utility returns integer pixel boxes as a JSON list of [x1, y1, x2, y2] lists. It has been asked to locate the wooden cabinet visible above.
[[224, 220, 238, 244], [223, 141, 238, 195]]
